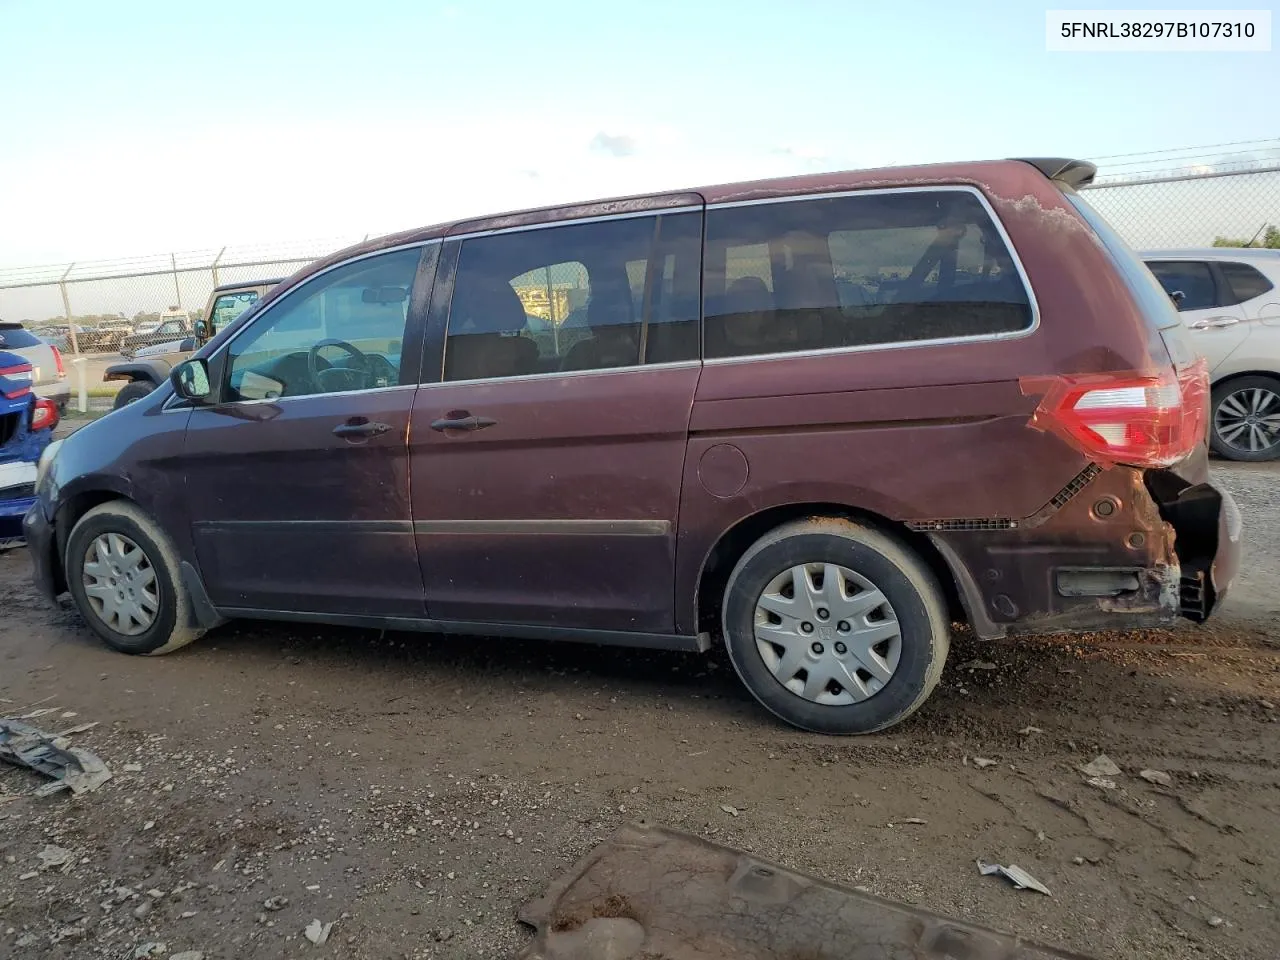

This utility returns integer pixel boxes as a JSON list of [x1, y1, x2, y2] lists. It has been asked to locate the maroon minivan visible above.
[[25, 157, 1241, 734]]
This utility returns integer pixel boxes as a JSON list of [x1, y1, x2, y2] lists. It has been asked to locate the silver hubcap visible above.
[[81, 533, 159, 635], [1215, 387, 1280, 454], [754, 562, 902, 705]]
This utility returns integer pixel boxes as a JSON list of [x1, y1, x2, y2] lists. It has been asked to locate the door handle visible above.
[[333, 418, 393, 439], [430, 413, 498, 432], [1188, 315, 1240, 329]]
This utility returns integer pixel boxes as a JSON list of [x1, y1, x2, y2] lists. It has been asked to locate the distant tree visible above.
[[132, 311, 161, 325], [1212, 224, 1280, 248]]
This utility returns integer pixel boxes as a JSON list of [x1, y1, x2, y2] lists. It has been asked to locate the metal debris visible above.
[[1139, 768, 1173, 787], [0, 718, 112, 796], [519, 823, 1089, 959], [1079, 755, 1121, 778], [1085, 777, 1117, 790], [976, 859, 1053, 896]]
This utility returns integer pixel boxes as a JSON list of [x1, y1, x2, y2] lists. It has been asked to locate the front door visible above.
[[182, 245, 434, 616], [409, 210, 704, 633]]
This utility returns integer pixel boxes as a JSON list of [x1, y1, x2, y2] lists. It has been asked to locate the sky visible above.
[[0, 0, 1277, 273]]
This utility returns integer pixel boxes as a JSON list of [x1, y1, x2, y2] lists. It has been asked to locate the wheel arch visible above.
[[693, 502, 964, 638], [102, 359, 170, 385], [51, 489, 134, 593], [1211, 369, 1280, 390]]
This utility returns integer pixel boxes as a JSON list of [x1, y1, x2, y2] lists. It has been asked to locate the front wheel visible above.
[[722, 518, 949, 734], [65, 501, 204, 655], [113, 380, 155, 410]]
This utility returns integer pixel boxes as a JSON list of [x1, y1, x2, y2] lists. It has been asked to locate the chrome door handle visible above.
[[1188, 316, 1240, 329]]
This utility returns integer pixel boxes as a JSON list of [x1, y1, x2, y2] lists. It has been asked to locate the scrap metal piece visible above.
[[0, 719, 112, 796], [977, 860, 1053, 896], [520, 823, 1091, 959]]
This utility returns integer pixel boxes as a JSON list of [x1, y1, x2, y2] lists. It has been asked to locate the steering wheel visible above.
[[308, 338, 370, 393]]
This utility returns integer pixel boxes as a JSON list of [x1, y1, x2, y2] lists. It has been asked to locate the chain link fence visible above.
[[0, 239, 359, 355], [3, 164, 1279, 356], [1080, 164, 1280, 250]]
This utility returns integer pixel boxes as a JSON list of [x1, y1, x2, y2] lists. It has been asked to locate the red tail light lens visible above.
[[31, 397, 59, 432], [52, 345, 66, 378], [1021, 359, 1209, 468], [1, 362, 34, 399]]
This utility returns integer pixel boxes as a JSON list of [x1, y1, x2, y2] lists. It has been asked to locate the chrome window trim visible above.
[[447, 205, 703, 243], [421, 359, 701, 391], [702, 184, 1040, 364]]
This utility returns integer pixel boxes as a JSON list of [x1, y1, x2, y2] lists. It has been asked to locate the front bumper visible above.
[[21, 501, 59, 600]]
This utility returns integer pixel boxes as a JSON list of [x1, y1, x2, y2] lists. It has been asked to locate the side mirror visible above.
[[170, 358, 212, 403], [193, 319, 209, 340]]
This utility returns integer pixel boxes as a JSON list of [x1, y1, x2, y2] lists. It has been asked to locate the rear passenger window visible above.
[[443, 212, 701, 382], [703, 190, 1032, 359], [1146, 261, 1216, 311], [1219, 261, 1275, 304]]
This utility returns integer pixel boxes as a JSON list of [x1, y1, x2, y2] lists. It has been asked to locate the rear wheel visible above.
[[65, 501, 204, 655], [1210, 376, 1280, 461], [113, 380, 155, 410], [722, 518, 949, 734]]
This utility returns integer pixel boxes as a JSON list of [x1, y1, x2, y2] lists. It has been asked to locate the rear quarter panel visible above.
[[675, 161, 1163, 633]]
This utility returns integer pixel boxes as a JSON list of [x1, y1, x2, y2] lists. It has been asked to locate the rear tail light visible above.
[[1, 361, 33, 399], [1021, 358, 1209, 468], [31, 397, 59, 432], [52, 345, 66, 378]]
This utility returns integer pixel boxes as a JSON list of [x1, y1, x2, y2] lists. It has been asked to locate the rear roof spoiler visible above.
[[1012, 157, 1097, 189]]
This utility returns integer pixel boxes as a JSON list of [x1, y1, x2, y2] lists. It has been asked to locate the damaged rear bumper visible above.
[[928, 462, 1241, 640]]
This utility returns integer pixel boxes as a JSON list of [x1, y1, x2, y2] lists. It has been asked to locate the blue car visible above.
[[1, 349, 59, 545]]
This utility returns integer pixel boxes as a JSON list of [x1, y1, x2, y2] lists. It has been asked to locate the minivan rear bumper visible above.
[[926, 464, 1241, 639]]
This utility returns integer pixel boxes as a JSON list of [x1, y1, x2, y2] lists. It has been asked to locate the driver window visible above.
[[223, 248, 421, 401]]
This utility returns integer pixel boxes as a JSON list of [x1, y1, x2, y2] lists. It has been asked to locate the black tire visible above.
[[65, 501, 204, 655], [113, 380, 155, 410], [722, 518, 949, 735], [1210, 376, 1280, 462]]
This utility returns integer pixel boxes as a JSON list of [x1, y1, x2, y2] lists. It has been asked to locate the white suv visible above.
[[1142, 248, 1280, 461]]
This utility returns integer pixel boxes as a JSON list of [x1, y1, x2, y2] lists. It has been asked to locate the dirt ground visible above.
[[1, 459, 1277, 960]]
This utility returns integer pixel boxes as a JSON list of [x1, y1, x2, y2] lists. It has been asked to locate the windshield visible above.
[[1063, 189, 1181, 331]]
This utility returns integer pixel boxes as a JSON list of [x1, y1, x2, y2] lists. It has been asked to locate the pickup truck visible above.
[[104, 279, 280, 409]]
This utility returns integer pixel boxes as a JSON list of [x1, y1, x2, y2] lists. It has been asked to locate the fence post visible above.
[[71, 357, 87, 414], [211, 246, 226, 288], [58, 263, 79, 355], [170, 253, 183, 310]]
